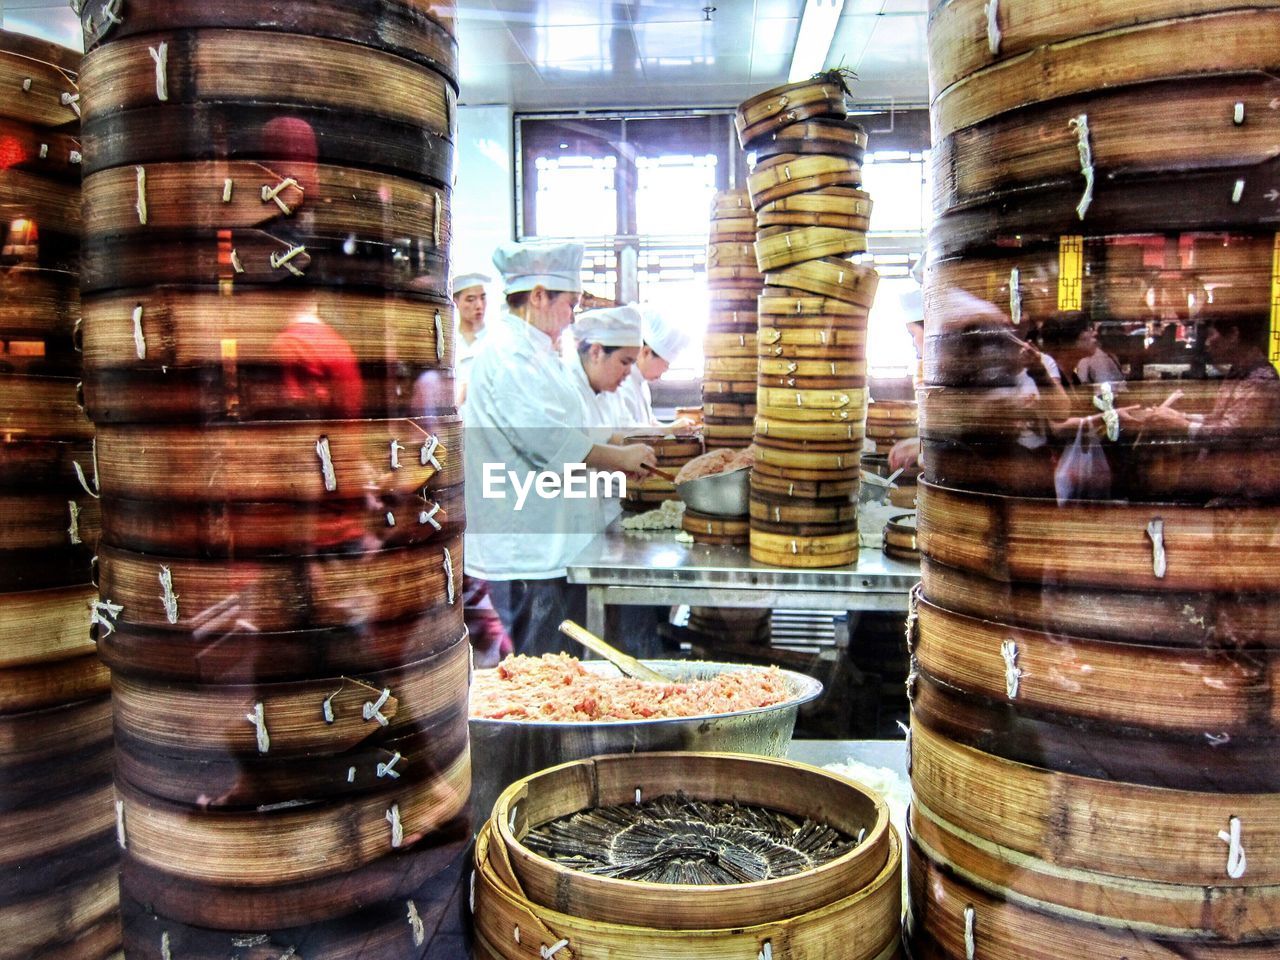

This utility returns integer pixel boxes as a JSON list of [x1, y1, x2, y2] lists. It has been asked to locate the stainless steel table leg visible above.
[[586, 586, 607, 639]]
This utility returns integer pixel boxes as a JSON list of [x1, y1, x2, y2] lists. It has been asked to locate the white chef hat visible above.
[[899, 287, 924, 324], [451, 271, 491, 295], [640, 305, 691, 362], [491, 241, 584, 295], [573, 304, 643, 348]]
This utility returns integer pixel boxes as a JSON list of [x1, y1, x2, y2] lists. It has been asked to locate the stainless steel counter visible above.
[[566, 524, 920, 639]]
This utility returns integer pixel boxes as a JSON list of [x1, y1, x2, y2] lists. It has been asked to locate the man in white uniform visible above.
[[615, 305, 694, 433], [451, 270, 491, 405], [463, 242, 656, 656]]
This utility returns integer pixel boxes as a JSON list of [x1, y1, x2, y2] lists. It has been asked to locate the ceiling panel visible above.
[[1, 0, 930, 110]]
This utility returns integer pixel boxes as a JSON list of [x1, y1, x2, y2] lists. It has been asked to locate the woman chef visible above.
[[566, 304, 644, 440], [463, 241, 656, 656], [615, 306, 694, 433]]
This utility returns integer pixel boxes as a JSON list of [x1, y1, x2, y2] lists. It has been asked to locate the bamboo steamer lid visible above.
[[755, 117, 868, 161], [747, 154, 863, 209], [930, 8, 1280, 142], [749, 529, 858, 568], [735, 73, 850, 148], [682, 508, 750, 544], [80, 0, 460, 91], [918, 480, 1280, 591], [911, 670, 1280, 794], [754, 225, 868, 272], [910, 717, 1280, 887], [913, 596, 1280, 737], [765, 258, 878, 307], [757, 187, 873, 230], [489, 751, 893, 929]]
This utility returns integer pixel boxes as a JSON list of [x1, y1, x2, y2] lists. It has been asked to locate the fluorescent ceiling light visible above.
[[788, 0, 847, 83]]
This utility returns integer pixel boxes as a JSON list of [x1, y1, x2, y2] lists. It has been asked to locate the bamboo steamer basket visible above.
[[755, 416, 865, 444], [930, 10, 1280, 143], [80, 0, 459, 88], [921, 556, 1280, 648], [759, 289, 870, 319], [0, 585, 97, 668], [97, 537, 461, 633], [0, 493, 99, 552], [906, 826, 1280, 958], [682, 508, 749, 545], [747, 154, 863, 209], [752, 460, 862, 484], [114, 702, 468, 809], [0, 40, 79, 129], [749, 529, 858, 567], [0, 268, 78, 341], [0, 777, 114, 871], [765, 259, 878, 308], [0, 168, 79, 236], [80, 30, 455, 137], [704, 356, 760, 379], [932, 74, 1280, 219], [917, 480, 1280, 591], [115, 749, 469, 887], [110, 635, 468, 758], [704, 401, 757, 420], [706, 240, 759, 268], [119, 815, 472, 930], [883, 514, 919, 561], [751, 472, 860, 501], [912, 668, 1280, 794], [711, 188, 753, 219], [709, 216, 757, 242], [912, 596, 1280, 736], [735, 74, 850, 148], [757, 386, 868, 422], [94, 417, 459, 500], [754, 226, 868, 272], [702, 381, 757, 401], [0, 439, 94, 491], [0, 652, 110, 714], [910, 717, 1280, 887], [2, 738, 104, 811], [0, 696, 112, 770], [3, 830, 116, 906], [754, 443, 861, 473], [0, 374, 93, 441], [757, 187, 873, 230], [705, 333, 758, 357], [0, 866, 119, 960], [926, 0, 1280, 98], [760, 357, 867, 379], [98, 603, 464, 683], [755, 118, 868, 162], [475, 752, 900, 959]]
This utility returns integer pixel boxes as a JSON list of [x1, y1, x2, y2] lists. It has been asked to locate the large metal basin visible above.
[[469, 660, 822, 824], [676, 466, 751, 517]]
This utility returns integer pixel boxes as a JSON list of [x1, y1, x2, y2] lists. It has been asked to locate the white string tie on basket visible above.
[[246, 702, 270, 754], [1145, 518, 1167, 579], [1219, 816, 1247, 879], [38, 142, 48, 159], [148, 41, 169, 101], [406, 901, 426, 947], [1001, 639, 1024, 699], [90, 598, 124, 637], [443, 548, 456, 604], [222, 178, 234, 203], [230, 248, 244, 274], [158, 931, 172, 960], [386, 803, 404, 848], [132, 304, 147, 359], [1068, 114, 1095, 220], [115, 798, 127, 849], [261, 177, 301, 215], [73, 458, 100, 499], [159, 564, 180, 624], [964, 905, 977, 959], [390, 439, 406, 470], [61, 91, 81, 117], [421, 435, 442, 470], [1009, 266, 1022, 326], [70, 149, 82, 164], [514, 926, 521, 944], [67, 501, 82, 545], [315, 436, 338, 492], [322, 689, 339, 724], [363, 688, 392, 727], [435, 311, 445, 360], [419, 502, 442, 530], [984, 0, 1002, 54], [134, 165, 148, 225], [433, 191, 443, 247], [1092, 382, 1120, 441], [377, 751, 403, 780], [469, 871, 476, 913], [347, 766, 356, 783], [540, 940, 570, 958], [270, 244, 308, 277], [905, 582, 923, 652], [759, 940, 774, 960], [385, 512, 396, 527]]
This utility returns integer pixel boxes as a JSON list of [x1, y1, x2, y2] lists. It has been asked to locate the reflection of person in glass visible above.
[[463, 241, 656, 656], [1130, 315, 1279, 439]]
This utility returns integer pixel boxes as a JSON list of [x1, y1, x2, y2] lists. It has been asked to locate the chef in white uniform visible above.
[[565, 304, 644, 442], [451, 270, 491, 404], [463, 241, 657, 656], [615, 305, 695, 433]]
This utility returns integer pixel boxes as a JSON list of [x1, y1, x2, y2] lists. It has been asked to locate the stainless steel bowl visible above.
[[675, 466, 751, 517], [469, 660, 823, 823]]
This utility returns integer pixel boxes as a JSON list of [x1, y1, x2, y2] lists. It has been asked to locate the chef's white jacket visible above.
[[614, 366, 655, 429], [463, 313, 605, 580], [565, 351, 625, 524]]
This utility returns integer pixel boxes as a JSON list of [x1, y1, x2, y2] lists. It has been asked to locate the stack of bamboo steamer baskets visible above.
[[621, 433, 702, 511], [76, 2, 471, 954], [0, 31, 121, 960], [909, 2, 1280, 956], [703, 188, 762, 450], [865, 400, 918, 453], [473, 752, 904, 960], [735, 73, 877, 568]]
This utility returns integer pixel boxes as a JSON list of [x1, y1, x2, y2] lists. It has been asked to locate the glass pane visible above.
[[532, 155, 618, 237]]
